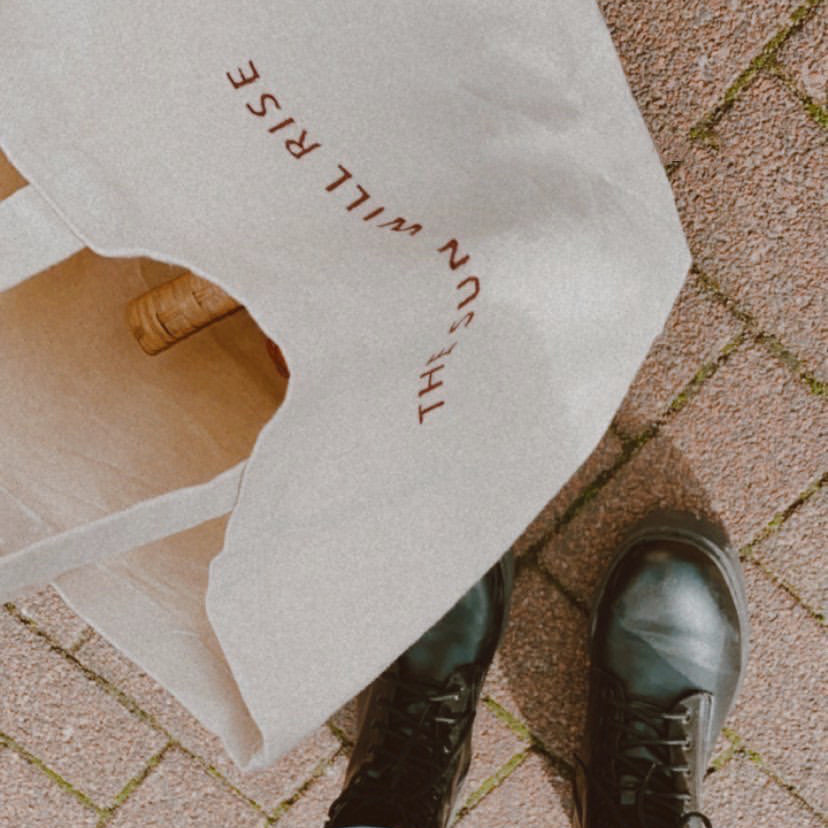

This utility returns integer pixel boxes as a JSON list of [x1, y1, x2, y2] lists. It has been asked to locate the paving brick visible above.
[[106, 747, 263, 828], [0, 747, 98, 827], [327, 698, 358, 747], [477, 653, 539, 746], [0, 15, 823, 828], [0, 611, 167, 806], [510, 429, 624, 559], [458, 752, 573, 828], [539, 436, 714, 599], [464, 703, 528, 800], [74, 630, 341, 812], [270, 754, 346, 827], [495, 566, 587, 763], [13, 586, 91, 652], [728, 564, 827, 814], [613, 278, 742, 435], [708, 729, 738, 772], [663, 343, 828, 544], [752, 484, 827, 619], [673, 75, 828, 377], [706, 755, 825, 827], [541, 342, 828, 599], [596, 0, 802, 164], [777, 1, 827, 107], [481, 655, 523, 716], [0, 149, 27, 200]]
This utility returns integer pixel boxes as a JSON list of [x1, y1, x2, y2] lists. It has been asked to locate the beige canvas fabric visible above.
[[0, 1, 690, 770]]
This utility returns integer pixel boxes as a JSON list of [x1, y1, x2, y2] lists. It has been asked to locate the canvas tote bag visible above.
[[0, 0, 690, 770]]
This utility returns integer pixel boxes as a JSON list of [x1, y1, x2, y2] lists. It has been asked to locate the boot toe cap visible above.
[[594, 539, 743, 720]]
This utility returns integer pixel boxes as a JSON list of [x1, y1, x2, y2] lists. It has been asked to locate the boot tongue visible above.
[[621, 717, 662, 774], [616, 717, 667, 807]]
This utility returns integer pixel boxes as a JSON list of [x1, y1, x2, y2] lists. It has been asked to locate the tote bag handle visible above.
[[0, 185, 248, 602], [0, 461, 246, 603], [0, 184, 85, 290]]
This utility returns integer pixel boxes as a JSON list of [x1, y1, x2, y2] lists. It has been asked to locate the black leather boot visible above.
[[324, 551, 515, 828], [574, 511, 749, 828]]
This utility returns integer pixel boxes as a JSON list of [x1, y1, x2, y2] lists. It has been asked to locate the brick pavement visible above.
[[1, 0, 825, 824]]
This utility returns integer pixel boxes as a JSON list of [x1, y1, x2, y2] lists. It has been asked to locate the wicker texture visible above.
[[127, 271, 241, 355]]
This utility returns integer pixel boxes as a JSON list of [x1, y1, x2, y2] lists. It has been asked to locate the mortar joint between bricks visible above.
[[740, 471, 827, 554], [764, 49, 828, 131], [526, 740, 576, 782], [172, 741, 273, 816], [481, 695, 534, 744], [0, 728, 104, 817], [95, 741, 176, 827], [687, 0, 825, 142], [737, 471, 828, 623], [706, 739, 739, 776], [750, 557, 825, 624], [3, 601, 283, 822], [450, 749, 530, 825], [268, 746, 347, 823], [4, 601, 174, 737], [326, 717, 353, 748], [516, 545, 590, 616], [693, 268, 827, 395], [528, 330, 745, 597], [723, 729, 828, 823]]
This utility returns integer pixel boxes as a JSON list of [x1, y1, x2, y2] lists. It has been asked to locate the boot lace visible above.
[[588, 690, 714, 828], [327, 668, 476, 827]]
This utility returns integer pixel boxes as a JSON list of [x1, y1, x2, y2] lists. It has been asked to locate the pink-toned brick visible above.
[[709, 729, 737, 772], [596, 0, 802, 163], [541, 342, 828, 598], [777, 2, 828, 107], [539, 436, 713, 598], [663, 343, 827, 544], [706, 755, 825, 828], [14, 586, 90, 652], [476, 653, 540, 750], [510, 429, 624, 559], [752, 484, 827, 619], [271, 754, 347, 827], [553, 437, 701, 595], [0, 747, 98, 827], [327, 697, 358, 746], [613, 278, 742, 435], [728, 564, 827, 814], [673, 75, 828, 377], [106, 747, 263, 827], [458, 752, 573, 828], [0, 612, 167, 806], [496, 566, 587, 762], [481, 655, 524, 717], [74, 630, 341, 812], [464, 703, 528, 799]]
